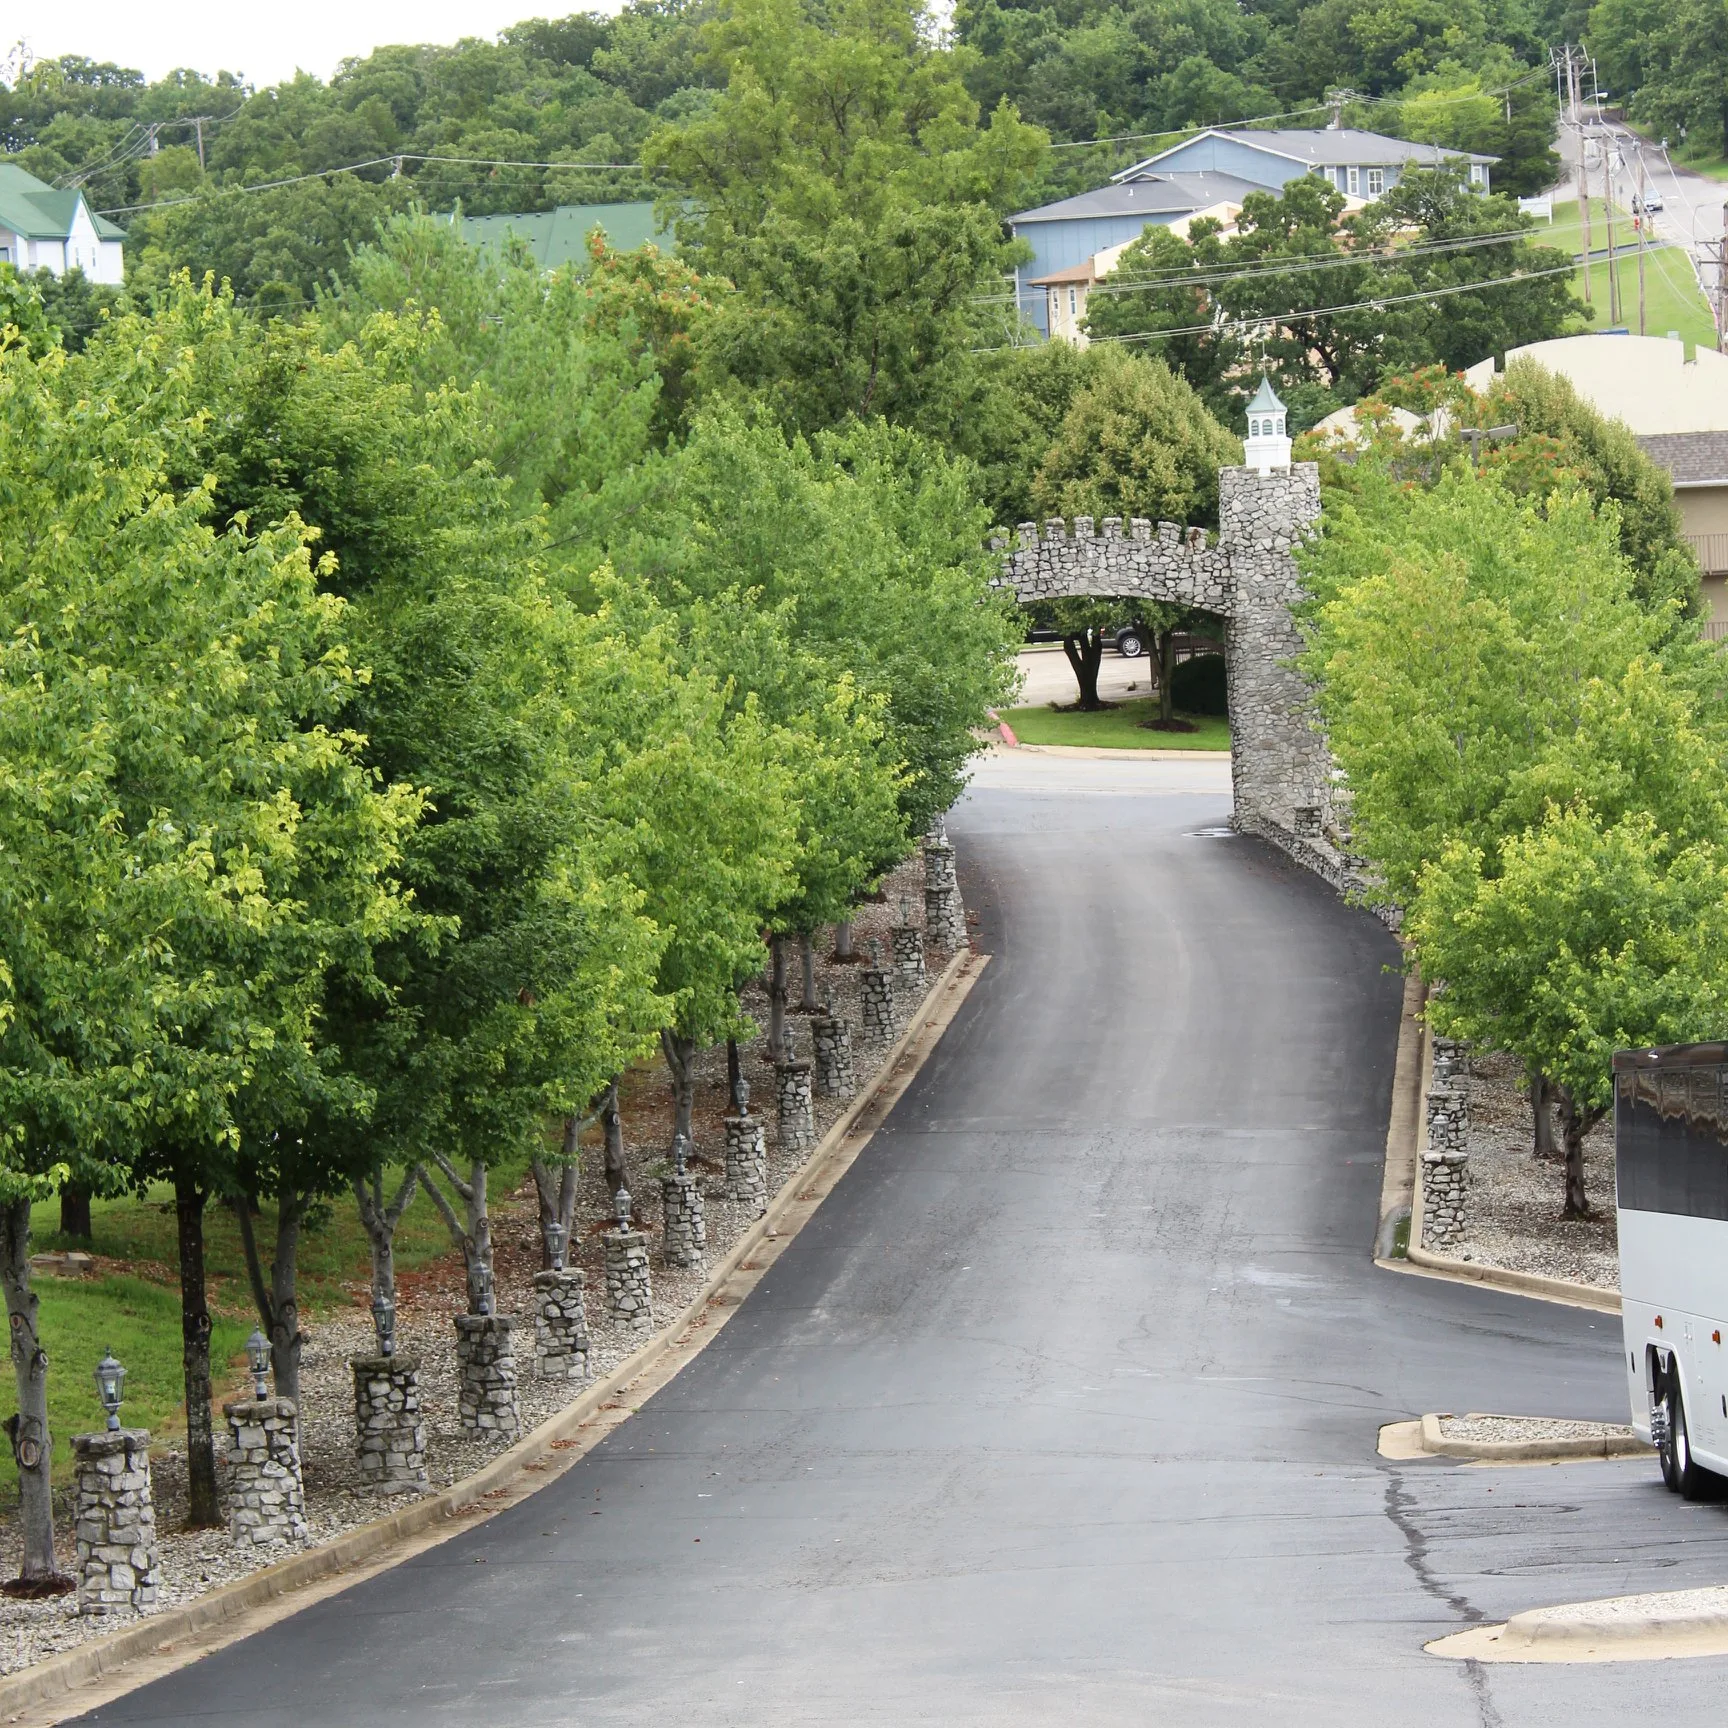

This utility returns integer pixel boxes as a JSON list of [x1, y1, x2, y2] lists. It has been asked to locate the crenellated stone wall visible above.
[[995, 466, 1331, 841]]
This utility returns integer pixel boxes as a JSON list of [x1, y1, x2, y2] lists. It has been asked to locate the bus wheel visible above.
[[1661, 1372, 1713, 1501]]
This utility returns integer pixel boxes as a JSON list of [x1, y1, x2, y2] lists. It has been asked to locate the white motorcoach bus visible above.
[[1616, 1041, 1728, 1497]]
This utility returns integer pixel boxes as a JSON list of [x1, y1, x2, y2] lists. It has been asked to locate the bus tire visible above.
[[1661, 1369, 1716, 1501]]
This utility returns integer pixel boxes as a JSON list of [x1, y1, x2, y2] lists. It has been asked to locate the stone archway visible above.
[[994, 464, 1332, 846]]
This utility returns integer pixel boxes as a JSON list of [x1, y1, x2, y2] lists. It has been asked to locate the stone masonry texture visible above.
[[923, 841, 967, 950], [452, 1315, 522, 1441], [71, 1428, 160, 1615], [531, 1272, 590, 1383], [995, 468, 1329, 838], [660, 1169, 707, 1269], [722, 1113, 768, 1209], [812, 1015, 857, 1100], [891, 924, 927, 998], [223, 1396, 309, 1548], [350, 1354, 430, 1495], [776, 1059, 818, 1154], [605, 1227, 654, 1334], [1423, 1150, 1470, 1251], [859, 965, 897, 1057]]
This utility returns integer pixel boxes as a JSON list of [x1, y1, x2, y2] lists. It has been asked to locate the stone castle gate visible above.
[[994, 463, 1331, 847]]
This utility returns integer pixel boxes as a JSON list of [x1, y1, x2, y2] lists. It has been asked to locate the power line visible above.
[[97, 152, 660, 217], [973, 260, 1580, 351]]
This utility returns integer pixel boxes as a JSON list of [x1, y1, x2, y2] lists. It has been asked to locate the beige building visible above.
[[1463, 335, 1728, 630]]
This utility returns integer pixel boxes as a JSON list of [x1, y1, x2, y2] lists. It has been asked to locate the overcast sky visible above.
[[12, 1, 625, 88]]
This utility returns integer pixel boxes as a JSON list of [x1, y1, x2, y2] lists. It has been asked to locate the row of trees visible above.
[[1300, 361, 1720, 1221], [0, 213, 1018, 1584]]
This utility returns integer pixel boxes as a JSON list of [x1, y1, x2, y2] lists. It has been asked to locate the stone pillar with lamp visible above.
[[71, 1351, 161, 1615]]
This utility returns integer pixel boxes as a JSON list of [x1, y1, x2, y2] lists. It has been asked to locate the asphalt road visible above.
[[78, 754, 1728, 1726]]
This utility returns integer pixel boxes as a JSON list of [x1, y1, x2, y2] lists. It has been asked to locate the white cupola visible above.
[[1243, 374, 1292, 476]]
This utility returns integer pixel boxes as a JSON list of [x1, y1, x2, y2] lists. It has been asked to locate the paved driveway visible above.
[[78, 754, 1728, 1726]]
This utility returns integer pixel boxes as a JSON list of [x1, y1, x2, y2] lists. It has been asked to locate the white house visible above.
[[0, 163, 126, 284]]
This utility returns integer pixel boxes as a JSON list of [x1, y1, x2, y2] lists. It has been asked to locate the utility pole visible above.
[[1719, 205, 1728, 352], [194, 116, 205, 172], [1562, 47, 1592, 305], [1601, 131, 1620, 324], [1635, 145, 1648, 335]]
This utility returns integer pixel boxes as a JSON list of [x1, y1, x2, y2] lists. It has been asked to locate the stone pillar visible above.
[[604, 1226, 653, 1333], [1218, 464, 1329, 837], [660, 1169, 706, 1269], [722, 1113, 767, 1208], [223, 1397, 308, 1548], [924, 841, 966, 949], [859, 962, 897, 1058], [1431, 1036, 1470, 1085], [1422, 1080, 1470, 1251], [811, 1015, 856, 1099], [891, 924, 927, 1003], [452, 1315, 521, 1440], [532, 1271, 590, 1380], [350, 1355, 429, 1495], [776, 1057, 817, 1153], [71, 1429, 160, 1615], [1422, 1149, 1469, 1251]]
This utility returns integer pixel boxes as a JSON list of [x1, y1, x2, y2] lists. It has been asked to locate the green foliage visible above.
[[1088, 169, 1576, 415], [644, 0, 1048, 433], [1589, 0, 1728, 156], [1170, 652, 1228, 715], [1029, 345, 1239, 527]]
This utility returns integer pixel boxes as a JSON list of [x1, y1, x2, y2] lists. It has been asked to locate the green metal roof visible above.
[[456, 201, 670, 269], [0, 162, 126, 241], [1247, 374, 1285, 413]]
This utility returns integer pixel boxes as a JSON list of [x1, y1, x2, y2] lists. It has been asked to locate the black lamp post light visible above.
[[545, 1221, 569, 1272], [245, 1328, 271, 1401], [614, 1186, 633, 1232], [94, 1349, 126, 1432], [371, 1293, 397, 1358]]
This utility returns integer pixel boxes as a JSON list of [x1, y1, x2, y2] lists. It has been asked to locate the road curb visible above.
[[991, 742, 1231, 761], [1429, 1586, 1728, 1663], [1416, 1412, 1651, 1462], [1373, 1009, 1622, 1315], [0, 948, 988, 1727]]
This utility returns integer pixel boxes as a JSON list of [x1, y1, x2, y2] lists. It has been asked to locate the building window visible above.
[[1050, 291, 1059, 323], [1069, 287, 1077, 318], [1347, 166, 1360, 196], [1366, 168, 1384, 197], [1469, 163, 1486, 187]]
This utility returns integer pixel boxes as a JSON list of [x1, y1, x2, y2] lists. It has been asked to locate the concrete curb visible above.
[[990, 742, 1231, 761], [1417, 1412, 1651, 1462], [1429, 1586, 1728, 1663], [0, 948, 987, 1727], [1372, 1009, 1622, 1315]]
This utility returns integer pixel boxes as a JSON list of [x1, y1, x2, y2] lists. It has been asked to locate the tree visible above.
[[644, 0, 1048, 433], [1414, 804, 1728, 1216]]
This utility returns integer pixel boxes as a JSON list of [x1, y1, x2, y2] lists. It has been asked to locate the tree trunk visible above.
[[1, 1197, 66, 1588], [767, 935, 789, 1055], [57, 1184, 91, 1242], [418, 1156, 494, 1315], [800, 932, 819, 1011], [602, 1076, 626, 1197], [175, 1176, 221, 1528], [1157, 627, 1178, 726], [1061, 629, 1105, 710], [661, 1027, 697, 1152], [1530, 1074, 1557, 1159], [1555, 1087, 1596, 1221], [231, 1188, 304, 1404], [531, 1116, 582, 1267], [354, 1167, 418, 1349], [834, 919, 855, 962]]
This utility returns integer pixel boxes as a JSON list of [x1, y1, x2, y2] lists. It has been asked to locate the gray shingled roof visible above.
[[1011, 170, 1264, 227], [1637, 431, 1728, 486], [1115, 127, 1497, 183]]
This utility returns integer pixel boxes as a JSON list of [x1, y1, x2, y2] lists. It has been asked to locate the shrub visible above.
[[1170, 651, 1227, 715]]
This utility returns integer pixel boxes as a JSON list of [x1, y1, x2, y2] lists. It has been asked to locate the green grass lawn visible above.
[[1005, 699, 1230, 750], [0, 1155, 533, 1493], [0, 1276, 253, 1486], [1543, 199, 1717, 348]]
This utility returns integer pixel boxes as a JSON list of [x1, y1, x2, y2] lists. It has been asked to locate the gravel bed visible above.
[[1441, 1051, 1619, 1290], [0, 852, 963, 1674], [1438, 1414, 1634, 1444]]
